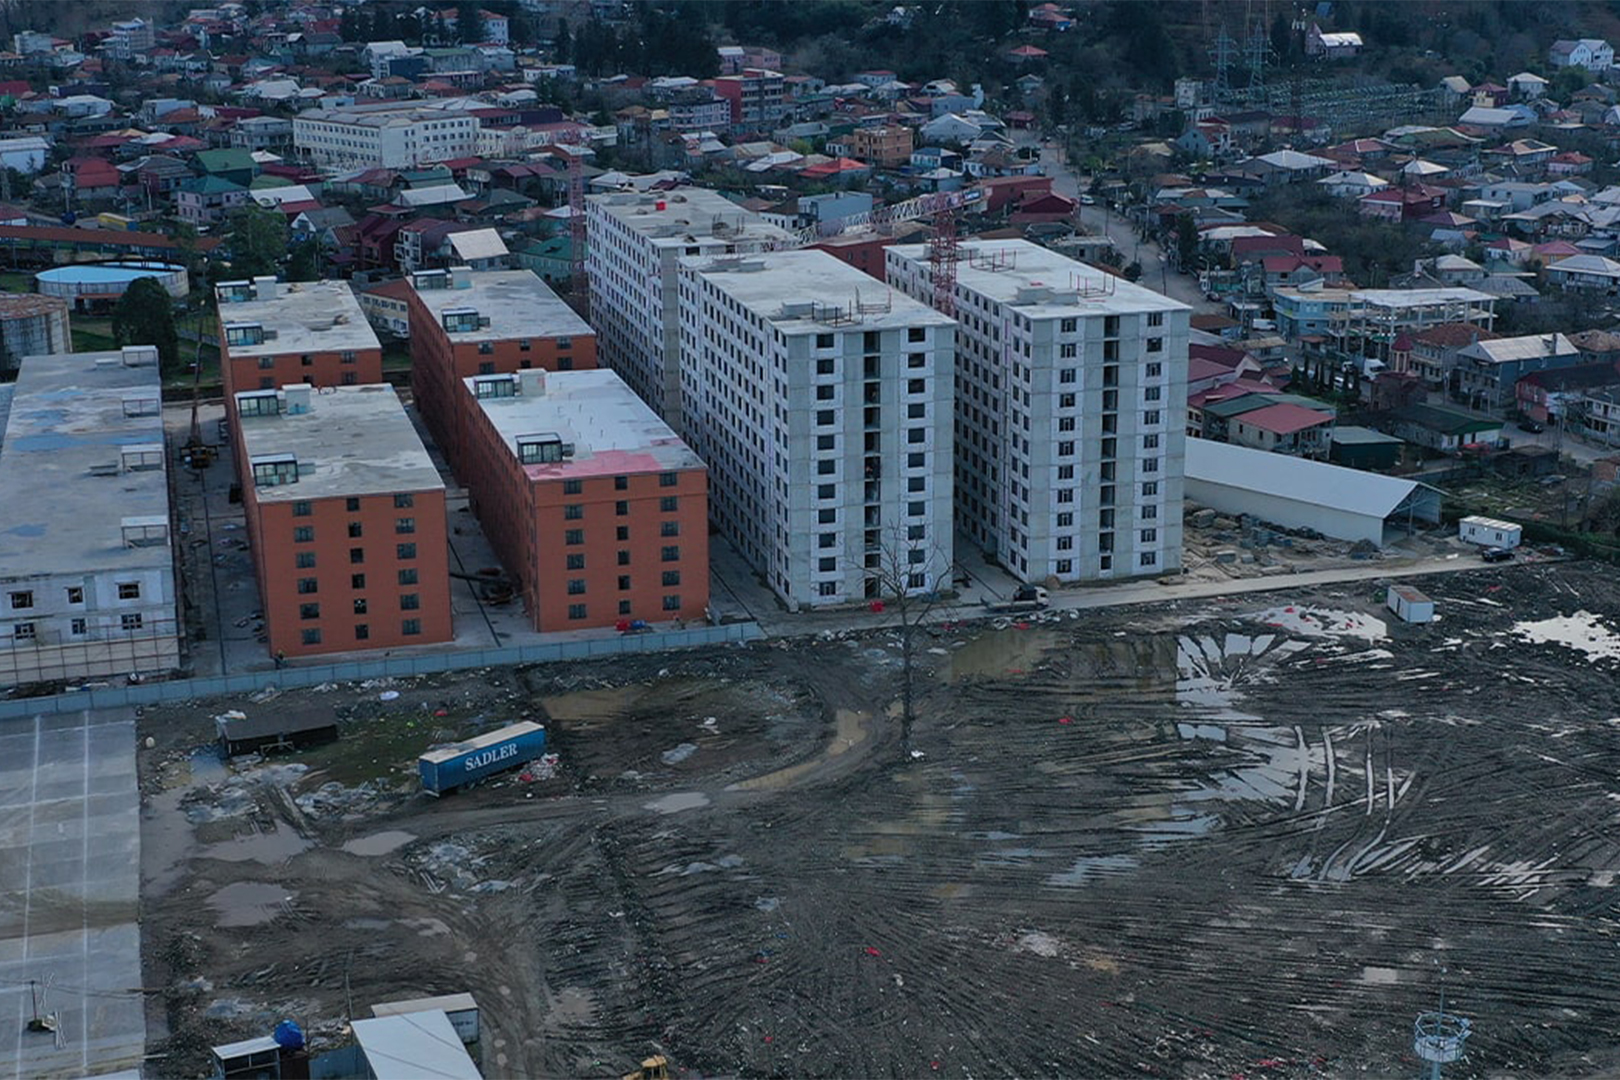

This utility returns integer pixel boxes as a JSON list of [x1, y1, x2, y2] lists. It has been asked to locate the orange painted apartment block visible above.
[[233, 382, 452, 658], [403, 267, 597, 471], [215, 277, 383, 410], [453, 368, 709, 630]]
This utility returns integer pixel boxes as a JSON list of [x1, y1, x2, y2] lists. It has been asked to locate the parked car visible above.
[[1517, 419, 1545, 433], [1481, 547, 1515, 563], [1079, 194, 1096, 205]]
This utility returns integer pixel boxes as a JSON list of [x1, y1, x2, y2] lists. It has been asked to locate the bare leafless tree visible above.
[[850, 521, 953, 756]]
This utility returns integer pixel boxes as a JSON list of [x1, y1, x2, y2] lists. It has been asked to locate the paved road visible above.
[[1023, 135, 1213, 312], [1512, 424, 1617, 466], [0, 709, 145, 1080], [740, 548, 1529, 639]]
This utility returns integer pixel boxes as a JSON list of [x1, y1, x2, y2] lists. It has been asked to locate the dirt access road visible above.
[[141, 561, 1620, 1078]]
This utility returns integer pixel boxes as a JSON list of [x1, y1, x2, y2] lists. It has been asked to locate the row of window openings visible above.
[[564, 496, 680, 518], [294, 522, 415, 541], [255, 352, 359, 368], [295, 494, 414, 515], [300, 595, 419, 618], [813, 355, 930, 379], [296, 570, 419, 591], [815, 377, 930, 403], [565, 597, 682, 620], [10, 583, 138, 609], [562, 521, 681, 546], [262, 374, 356, 389], [293, 544, 417, 565], [300, 620, 421, 645], [564, 571, 683, 594], [12, 614, 144, 639], [561, 473, 680, 496], [812, 327, 929, 351]]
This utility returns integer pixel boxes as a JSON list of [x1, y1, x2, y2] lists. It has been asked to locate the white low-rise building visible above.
[[0, 346, 180, 685], [679, 249, 956, 609], [887, 239, 1190, 583], [586, 187, 793, 435], [293, 100, 481, 170]]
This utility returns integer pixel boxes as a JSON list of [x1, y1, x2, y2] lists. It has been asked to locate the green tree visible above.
[[1175, 213, 1199, 271], [222, 203, 287, 278], [112, 277, 179, 375], [554, 19, 572, 61], [457, 2, 484, 44], [287, 235, 320, 282]]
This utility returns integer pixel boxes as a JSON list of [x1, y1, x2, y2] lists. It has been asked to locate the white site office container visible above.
[[1458, 515, 1521, 549], [1387, 584, 1435, 624]]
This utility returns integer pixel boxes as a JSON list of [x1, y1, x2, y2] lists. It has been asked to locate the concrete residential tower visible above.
[[887, 239, 1190, 582], [586, 187, 793, 433], [679, 248, 955, 610], [0, 346, 180, 685]]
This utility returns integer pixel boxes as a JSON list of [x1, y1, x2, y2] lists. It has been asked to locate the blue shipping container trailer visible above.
[[418, 721, 546, 796]]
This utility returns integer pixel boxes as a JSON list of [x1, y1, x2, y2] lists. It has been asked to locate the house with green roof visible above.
[[176, 174, 248, 226], [193, 147, 258, 187]]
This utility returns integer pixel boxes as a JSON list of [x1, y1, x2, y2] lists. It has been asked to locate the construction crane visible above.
[[926, 199, 961, 318], [775, 187, 986, 250]]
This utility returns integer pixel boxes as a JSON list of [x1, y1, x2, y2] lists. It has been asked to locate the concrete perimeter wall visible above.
[[0, 622, 761, 721]]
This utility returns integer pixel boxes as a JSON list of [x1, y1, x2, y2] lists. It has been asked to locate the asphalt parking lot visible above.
[[0, 708, 144, 1079]]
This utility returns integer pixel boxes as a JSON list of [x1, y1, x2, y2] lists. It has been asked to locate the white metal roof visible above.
[[352, 1010, 481, 1080], [1187, 438, 1433, 519], [447, 228, 508, 261]]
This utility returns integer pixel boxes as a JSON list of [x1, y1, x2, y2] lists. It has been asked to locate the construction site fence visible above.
[[0, 621, 763, 722]]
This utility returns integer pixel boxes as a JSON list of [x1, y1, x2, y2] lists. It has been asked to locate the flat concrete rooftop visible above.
[[889, 238, 1189, 317], [409, 268, 593, 343], [683, 248, 954, 334], [588, 186, 794, 246], [470, 368, 703, 480], [217, 279, 380, 359], [0, 348, 171, 578], [236, 384, 444, 502]]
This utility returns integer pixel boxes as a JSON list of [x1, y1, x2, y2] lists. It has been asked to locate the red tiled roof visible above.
[[1412, 322, 1500, 347], [1238, 402, 1333, 435]]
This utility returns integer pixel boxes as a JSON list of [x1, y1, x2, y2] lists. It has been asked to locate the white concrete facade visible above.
[[887, 239, 1190, 584], [585, 187, 792, 435], [0, 346, 180, 685], [678, 250, 956, 610], [294, 103, 480, 170]]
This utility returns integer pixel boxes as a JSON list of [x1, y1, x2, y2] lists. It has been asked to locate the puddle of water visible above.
[[190, 746, 228, 784], [946, 628, 1050, 680], [1360, 966, 1400, 985], [644, 792, 710, 814], [1046, 854, 1140, 887], [661, 743, 698, 765], [342, 829, 417, 857], [198, 825, 312, 864], [1513, 611, 1620, 661], [142, 788, 193, 896], [1248, 605, 1387, 641], [208, 882, 296, 927]]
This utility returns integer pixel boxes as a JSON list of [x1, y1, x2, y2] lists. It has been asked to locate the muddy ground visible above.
[[139, 562, 1620, 1079]]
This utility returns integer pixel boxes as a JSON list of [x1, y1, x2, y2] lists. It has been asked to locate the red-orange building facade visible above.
[[403, 267, 597, 473], [234, 383, 452, 658], [215, 277, 383, 411], [453, 368, 709, 630]]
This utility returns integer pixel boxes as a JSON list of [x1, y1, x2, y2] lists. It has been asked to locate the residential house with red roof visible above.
[[1229, 401, 1336, 458]]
